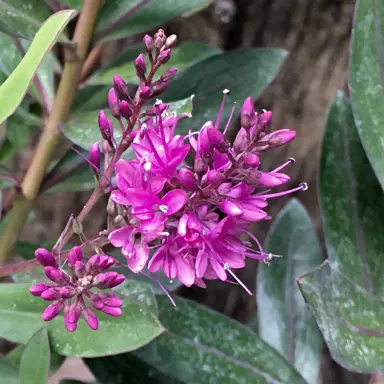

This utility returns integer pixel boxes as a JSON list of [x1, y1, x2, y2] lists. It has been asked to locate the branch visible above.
[[0, 0, 103, 265]]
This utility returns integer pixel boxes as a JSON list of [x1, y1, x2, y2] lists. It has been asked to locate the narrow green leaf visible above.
[[297, 261, 384, 372], [89, 42, 221, 85], [72, 85, 110, 112], [85, 353, 182, 384], [133, 297, 307, 384], [0, 358, 19, 384], [8, 344, 64, 375], [19, 328, 50, 384], [320, 92, 384, 294], [164, 48, 287, 135], [100, 0, 212, 41], [0, 10, 75, 126], [349, 0, 384, 188], [256, 199, 322, 384], [0, 284, 165, 357], [0, 1, 50, 40]]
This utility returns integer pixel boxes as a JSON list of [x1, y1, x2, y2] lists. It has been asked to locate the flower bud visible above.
[[67, 246, 82, 269], [42, 301, 64, 321], [154, 29, 166, 49], [194, 157, 208, 176], [255, 171, 290, 187], [139, 85, 152, 99], [108, 88, 120, 118], [82, 307, 99, 330], [41, 288, 60, 301], [44, 266, 70, 284], [143, 34, 153, 53], [206, 126, 228, 153], [233, 128, 248, 154], [151, 81, 170, 97], [119, 100, 132, 120], [113, 75, 129, 100], [87, 254, 116, 272], [98, 110, 114, 141], [241, 97, 256, 129], [134, 53, 147, 79], [102, 294, 123, 307], [165, 34, 177, 49], [259, 110, 272, 126], [207, 170, 223, 186], [88, 292, 104, 309], [94, 271, 125, 289], [100, 305, 122, 316], [160, 67, 177, 82], [30, 283, 49, 297], [89, 142, 101, 173], [178, 168, 196, 189], [67, 302, 81, 324], [35, 248, 56, 267], [265, 129, 296, 148], [59, 286, 76, 299], [157, 49, 171, 65], [244, 153, 260, 167]]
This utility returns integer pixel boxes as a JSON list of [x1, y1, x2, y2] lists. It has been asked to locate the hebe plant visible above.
[[0, 1, 382, 384]]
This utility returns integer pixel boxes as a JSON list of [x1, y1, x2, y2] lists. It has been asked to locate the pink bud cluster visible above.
[[107, 90, 306, 290], [30, 247, 125, 332]]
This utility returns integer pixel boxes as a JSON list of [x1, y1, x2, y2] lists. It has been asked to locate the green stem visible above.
[[0, 0, 102, 265]]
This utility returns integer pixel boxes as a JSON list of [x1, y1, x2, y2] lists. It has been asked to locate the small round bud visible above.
[[154, 29, 166, 49], [89, 142, 101, 172], [207, 170, 223, 186], [139, 85, 152, 99], [35, 248, 56, 267], [178, 168, 196, 189], [119, 100, 133, 120], [143, 34, 153, 53], [244, 153, 260, 167]]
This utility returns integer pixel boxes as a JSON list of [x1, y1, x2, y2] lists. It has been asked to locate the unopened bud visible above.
[[194, 157, 208, 176], [139, 85, 152, 99], [30, 284, 49, 297], [165, 34, 177, 49], [244, 153, 260, 167], [259, 110, 272, 126], [82, 307, 99, 330], [157, 49, 171, 65], [113, 75, 129, 100], [264, 129, 296, 148], [98, 110, 114, 141], [233, 128, 248, 154], [100, 305, 122, 316], [119, 100, 133, 120], [241, 96, 256, 129], [160, 67, 177, 82], [89, 142, 101, 173], [143, 34, 153, 53], [134, 53, 147, 79], [206, 126, 228, 153], [151, 81, 170, 97], [59, 286, 76, 299], [42, 301, 64, 321], [108, 88, 120, 118], [154, 29, 166, 49], [94, 271, 125, 289], [207, 170, 223, 186], [68, 246, 83, 269], [44, 266, 70, 284], [178, 168, 196, 189], [35, 248, 56, 267], [102, 294, 123, 307]]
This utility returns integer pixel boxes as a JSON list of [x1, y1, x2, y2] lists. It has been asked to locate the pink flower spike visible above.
[[29, 283, 49, 297], [100, 306, 122, 317], [35, 248, 56, 267], [82, 308, 99, 330], [44, 266, 70, 284], [42, 301, 64, 321]]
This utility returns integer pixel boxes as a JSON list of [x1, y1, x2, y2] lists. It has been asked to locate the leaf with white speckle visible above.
[[297, 261, 384, 372]]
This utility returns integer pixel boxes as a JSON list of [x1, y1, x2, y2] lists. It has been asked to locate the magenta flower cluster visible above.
[[107, 93, 305, 290], [30, 247, 125, 332], [30, 29, 305, 331]]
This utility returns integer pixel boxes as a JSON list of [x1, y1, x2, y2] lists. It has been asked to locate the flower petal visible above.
[[161, 189, 187, 216], [108, 226, 133, 247], [175, 255, 195, 287], [219, 200, 243, 216], [148, 248, 165, 272]]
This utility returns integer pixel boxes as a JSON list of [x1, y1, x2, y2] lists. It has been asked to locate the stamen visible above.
[[159, 204, 168, 213], [141, 271, 176, 306], [245, 231, 264, 255], [223, 103, 236, 135], [259, 183, 307, 199], [271, 158, 295, 173], [224, 264, 252, 295], [215, 89, 230, 130]]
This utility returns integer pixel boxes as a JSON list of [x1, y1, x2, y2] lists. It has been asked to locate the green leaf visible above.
[[0, 1, 51, 40], [0, 283, 165, 357], [133, 297, 307, 384], [349, 0, 384, 189], [89, 42, 221, 85], [85, 353, 182, 384], [320, 92, 384, 294], [99, 0, 212, 41], [164, 48, 287, 135], [0, 10, 75, 126], [0, 358, 19, 384], [72, 85, 110, 113], [19, 328, 50, 384], [256, 199, 323, 384], [8, 344, 64, 375], [297, 261, 384, 372], [116, 280, 158, 316]]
